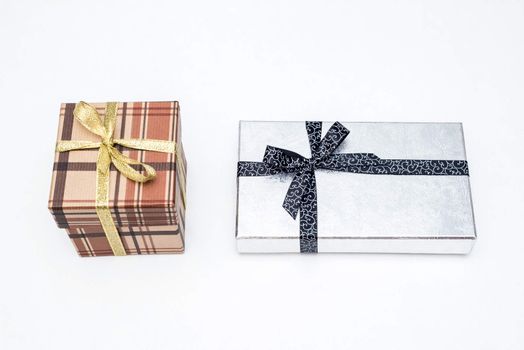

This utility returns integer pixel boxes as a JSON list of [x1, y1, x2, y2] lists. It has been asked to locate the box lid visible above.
[[49, 101, 183, 227]]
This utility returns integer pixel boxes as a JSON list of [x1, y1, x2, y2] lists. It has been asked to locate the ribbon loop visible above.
[[318, 121, 350, 158], [306, 121, 323, 158], [73, 101, 108, 139], [263, 146, 308, 172]]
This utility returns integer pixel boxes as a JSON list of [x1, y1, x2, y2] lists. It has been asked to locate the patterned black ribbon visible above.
[[237, 121, 469, 253]]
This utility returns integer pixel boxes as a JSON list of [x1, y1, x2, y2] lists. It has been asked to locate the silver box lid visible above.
[[236, 121, 476, 254]]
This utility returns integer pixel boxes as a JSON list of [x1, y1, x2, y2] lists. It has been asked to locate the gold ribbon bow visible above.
[[57, 101, 177, 256]]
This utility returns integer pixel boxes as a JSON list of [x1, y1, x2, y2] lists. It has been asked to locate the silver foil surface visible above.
[[236, 121, 476, 254]]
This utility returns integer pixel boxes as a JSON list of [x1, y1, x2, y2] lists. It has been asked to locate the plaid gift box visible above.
[[48, 101, 187, 256]]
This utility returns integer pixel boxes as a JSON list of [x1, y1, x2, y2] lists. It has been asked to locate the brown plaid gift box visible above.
[[48, 101, 187, 256]]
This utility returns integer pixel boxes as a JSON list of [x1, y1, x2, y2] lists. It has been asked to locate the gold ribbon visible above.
[[57, 101, 178, 256]]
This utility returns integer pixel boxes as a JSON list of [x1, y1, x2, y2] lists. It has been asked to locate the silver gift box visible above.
[[236, 121, 476, 254]]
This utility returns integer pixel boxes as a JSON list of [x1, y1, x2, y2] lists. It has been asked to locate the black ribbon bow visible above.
[[237, 121, 469, 253]]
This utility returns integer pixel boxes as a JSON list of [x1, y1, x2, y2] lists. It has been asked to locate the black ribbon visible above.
[[237, 121, 469, 253]]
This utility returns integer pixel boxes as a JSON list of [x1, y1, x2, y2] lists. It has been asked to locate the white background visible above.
[[1, 1, 523, 349]]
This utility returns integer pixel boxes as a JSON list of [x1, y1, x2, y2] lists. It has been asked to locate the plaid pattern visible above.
[[48, 101, 187, 256], [67, 224, 184, 257]]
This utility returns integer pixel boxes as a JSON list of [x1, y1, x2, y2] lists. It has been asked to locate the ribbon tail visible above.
[[96, 145, 126, 256], [109, 147, 157, 183], [282, 172, 306, 219], [298, 170, 318, 253]]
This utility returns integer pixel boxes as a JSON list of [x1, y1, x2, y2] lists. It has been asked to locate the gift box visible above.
[[49, 101, 187, 256], [236, 121, 476, 254]]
